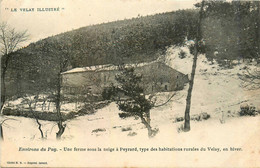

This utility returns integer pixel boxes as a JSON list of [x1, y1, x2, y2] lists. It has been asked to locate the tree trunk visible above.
[[55, 72, 66, 140], [184, 0, 205, 132], [36, 118, 44, 139], [140, 114, 153, 138], [48, 101, 51, 111], [42, 100, 46, 111], [56, 121, 66, 139], [1, 54, 11, 112], [146, 111, 151, 125], [29, 102, 45, 139], [1, 67, 7, 112], [0, 124, 3, 140], [257, 1, 260, 59]]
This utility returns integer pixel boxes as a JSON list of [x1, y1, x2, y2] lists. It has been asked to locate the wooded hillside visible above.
[[4, 9, 198, 97]]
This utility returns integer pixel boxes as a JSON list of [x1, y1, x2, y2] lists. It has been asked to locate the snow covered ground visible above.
[[1, 46, 260, 167], [5, 95, 85, 113]]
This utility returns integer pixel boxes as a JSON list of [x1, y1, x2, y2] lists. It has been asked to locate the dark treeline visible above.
[[4, 1, 260, 98], [201, 1, 260, 65], [3, 9, 198, 97]]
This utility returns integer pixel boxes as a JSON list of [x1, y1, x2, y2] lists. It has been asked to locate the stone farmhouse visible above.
[[61, 61, 189, 96]]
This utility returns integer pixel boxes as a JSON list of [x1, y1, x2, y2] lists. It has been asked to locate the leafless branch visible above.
[[0, 118, 20, 125], [0, 22, 29, 56], [22, 94, 45, 139], [153, 92, 177, 108], [239, 67, 260, 90]]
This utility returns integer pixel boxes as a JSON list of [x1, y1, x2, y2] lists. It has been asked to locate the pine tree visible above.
[[112, 67, 158, 138]]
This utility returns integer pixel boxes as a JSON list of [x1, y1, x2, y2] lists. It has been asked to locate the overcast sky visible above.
[[0, 0, 198, 46]]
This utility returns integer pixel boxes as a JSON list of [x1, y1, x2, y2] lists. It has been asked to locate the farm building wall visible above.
[[61, 62, 189, 96]]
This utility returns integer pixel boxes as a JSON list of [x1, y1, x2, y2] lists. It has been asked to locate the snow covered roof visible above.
[[61, 61, 160, 74], [62, 64, 116, 74]]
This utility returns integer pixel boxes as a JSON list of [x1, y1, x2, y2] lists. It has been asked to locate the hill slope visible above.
[[4, 9, 198, 97]]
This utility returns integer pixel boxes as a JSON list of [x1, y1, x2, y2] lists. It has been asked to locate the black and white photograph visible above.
[[0, 0, 260, 167]]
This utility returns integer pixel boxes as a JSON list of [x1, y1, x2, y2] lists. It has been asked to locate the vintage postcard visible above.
[[1, 0, 260, 167]]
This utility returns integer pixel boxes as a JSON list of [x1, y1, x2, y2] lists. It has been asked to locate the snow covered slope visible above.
[[1, 46, 260, 167]]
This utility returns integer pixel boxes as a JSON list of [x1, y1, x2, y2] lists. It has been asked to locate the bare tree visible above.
[[0, 117, 20, 140], [183, 0, 205, 132], [0, 22, 29, 111], [240, 68, 260, 90], [38, 39, 71, 140], [49, 41, 71, 140], [22, 94, 45, 139], [55, 65, 66, 140]]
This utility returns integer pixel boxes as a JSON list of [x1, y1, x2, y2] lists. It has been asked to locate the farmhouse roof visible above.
[[62, 61, 180, 74]]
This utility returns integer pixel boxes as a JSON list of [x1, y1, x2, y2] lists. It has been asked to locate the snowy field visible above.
[[1, 46, 260, 167]]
